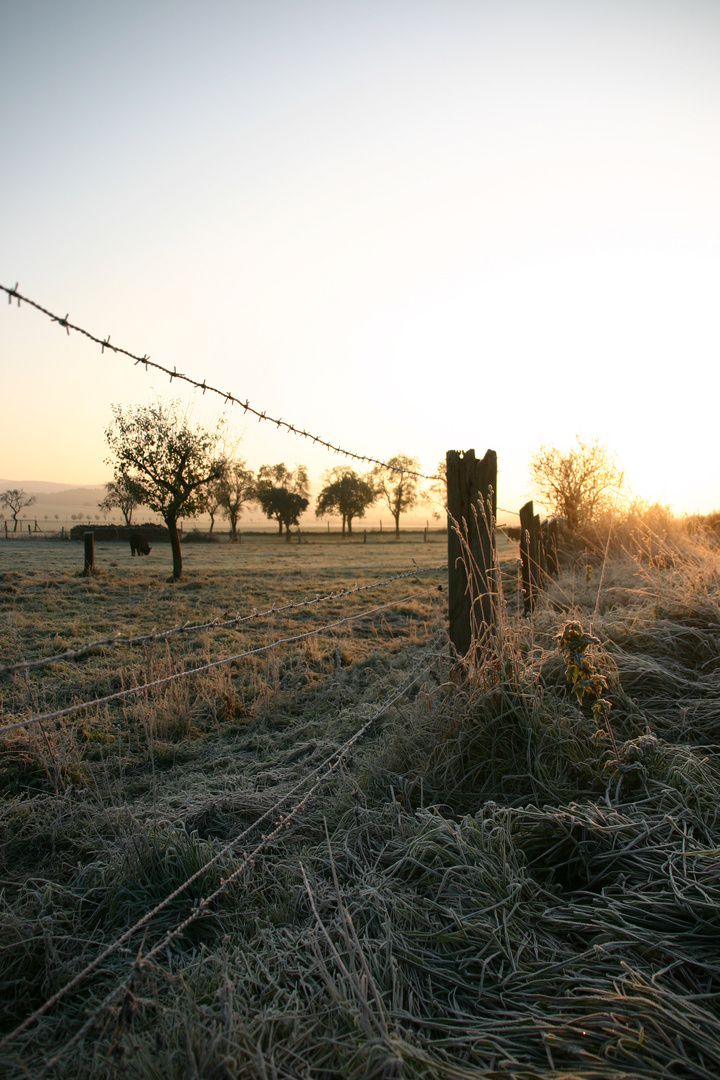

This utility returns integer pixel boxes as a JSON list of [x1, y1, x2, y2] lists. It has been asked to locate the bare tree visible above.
[[105, 400, 226, 579], [203, 487, 222, 533], [371, 455, 424, 538], [315, 466, 375, 536], [1, 489, 36, 532], [215, 459, 255, 542], [529, 437, 625, 530], [98, 475, 143, 526]]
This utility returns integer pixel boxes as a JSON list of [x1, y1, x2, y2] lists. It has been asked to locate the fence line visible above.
[[0, 585, 442, 736], [1, 283, 440, 481], [0, 563, 445, 678], [2, 632, 446, 1063]]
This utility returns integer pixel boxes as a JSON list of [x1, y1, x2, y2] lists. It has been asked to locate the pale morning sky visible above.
[[1, 0, 718, 516]]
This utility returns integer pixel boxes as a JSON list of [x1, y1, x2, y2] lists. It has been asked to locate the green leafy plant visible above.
[[557, 620, 619, 762]]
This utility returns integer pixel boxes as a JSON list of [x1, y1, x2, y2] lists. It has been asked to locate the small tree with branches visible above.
[[255, 463, 310, 539], [315, 467, 375, 536], [105, 400, 226, 579], [98, 475, 143, 526], [0, 489, 36, 532], [215, 459, 255, 542], [371, 454, 424, 538], [529, 436, 624, 530]]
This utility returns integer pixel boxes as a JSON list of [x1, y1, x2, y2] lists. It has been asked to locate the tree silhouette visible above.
[[371, 455, 423, 538], [529, 437, 624, 530], [215, 459, 255, 542], [0, 489, 36, 532], [255, 463, 309, 538], [315, 467, 375, 536], [98, 475, 143, 526], [105, 400, 226, 579]]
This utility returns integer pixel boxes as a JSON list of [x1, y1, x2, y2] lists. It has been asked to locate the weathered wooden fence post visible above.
[[534, 513, 546, 580], [83, 531, 95, 575], [446, 448, 497, 659], [519, 501, 535, 614], [545, 519, 559, 577]]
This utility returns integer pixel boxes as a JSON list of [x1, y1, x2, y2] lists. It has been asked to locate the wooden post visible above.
[[4, 521, 7, 539], [533, 513, 546, 583], [83, 532, 95, 575], [363, 529, 367, 544], [519, 501, 535, 614], [545, 519, 559, 577], [446, 448, 497, 658]]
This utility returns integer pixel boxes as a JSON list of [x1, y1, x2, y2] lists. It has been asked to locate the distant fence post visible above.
[[83, 532, 95, 575], [446, 448, 498, 659], [4, 522, 7, 539]]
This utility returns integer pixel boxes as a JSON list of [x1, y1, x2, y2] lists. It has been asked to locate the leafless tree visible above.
[[1, 489, 36, 532], [529, 437, 624, 530]]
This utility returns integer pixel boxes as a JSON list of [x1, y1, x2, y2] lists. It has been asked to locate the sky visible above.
[[1, 0, 719, 518]]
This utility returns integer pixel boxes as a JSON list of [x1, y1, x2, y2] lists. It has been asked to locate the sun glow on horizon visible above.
[[1, 1, 718, 515]]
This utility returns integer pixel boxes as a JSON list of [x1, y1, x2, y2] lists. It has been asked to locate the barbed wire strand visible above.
[[0, 586, 442, 737], [2, 631, 446, 1063], [0, 563, 445, 678], [1, 283, 440, 481]]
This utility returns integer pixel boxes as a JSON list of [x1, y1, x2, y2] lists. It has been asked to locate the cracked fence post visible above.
[[446, 449, 497, 659]]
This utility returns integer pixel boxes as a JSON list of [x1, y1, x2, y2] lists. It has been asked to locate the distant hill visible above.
[[0, 479, 108, 499]]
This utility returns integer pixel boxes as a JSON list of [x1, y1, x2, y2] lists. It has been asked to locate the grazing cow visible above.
[[129, 532, 151, 556]]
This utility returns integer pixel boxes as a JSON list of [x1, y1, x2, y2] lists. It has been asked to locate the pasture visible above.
[[1, 527, 720, 1078]]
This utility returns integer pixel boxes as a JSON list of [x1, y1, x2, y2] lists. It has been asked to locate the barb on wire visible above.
[[1, 283, 440, 481], [0, 563, 445, 678], [2, 631, 446, 1064], [0, 588, 440, 736]]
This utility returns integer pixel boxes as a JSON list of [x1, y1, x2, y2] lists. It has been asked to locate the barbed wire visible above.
[[1, 283, 441, 481], [0, 586, 442, 737], [2, 631, 447, 1064], [0, 563, 445, 678]]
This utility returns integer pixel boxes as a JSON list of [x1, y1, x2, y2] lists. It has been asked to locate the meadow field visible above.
[[1, 526, 719, 1078]]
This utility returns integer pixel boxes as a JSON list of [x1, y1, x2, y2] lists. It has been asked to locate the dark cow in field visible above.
[[129, 532, 152, 556]]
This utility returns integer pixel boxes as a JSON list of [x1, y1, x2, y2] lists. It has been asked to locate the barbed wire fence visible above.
[[0, 630, 447, 1070], [0, 281, 529, 1072], [0, 563, 444, 678], [0, 582, 445, 736], [1, 283, 440, 481]]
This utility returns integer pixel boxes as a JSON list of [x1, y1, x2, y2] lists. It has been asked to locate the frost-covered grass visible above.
[[1, 528, 719, 1078]]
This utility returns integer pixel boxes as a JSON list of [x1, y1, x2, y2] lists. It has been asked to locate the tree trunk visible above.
[[394, 512, 400, 539], [342, 514, 346, 537], [167, 516, 183, 579], [13, 514, 18, 533], [347, 516, 353, 536]]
